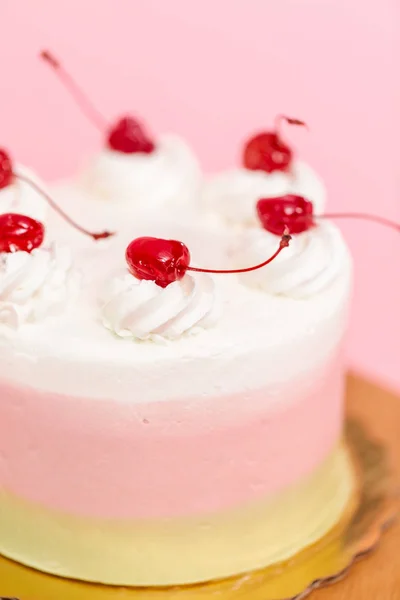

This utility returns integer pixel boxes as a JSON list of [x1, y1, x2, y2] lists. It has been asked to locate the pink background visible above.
[[2, 0, 399, 390]]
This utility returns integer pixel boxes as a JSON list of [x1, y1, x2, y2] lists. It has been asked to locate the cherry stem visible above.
[[274, 115, 308, 137], [40, 50, 108, 133], [188, 231, 291, 275], [316, 212, 400, 233], [15, 172, 114, 241]]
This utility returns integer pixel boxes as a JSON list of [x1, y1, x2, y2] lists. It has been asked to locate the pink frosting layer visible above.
[[0, 354, 344, 519]]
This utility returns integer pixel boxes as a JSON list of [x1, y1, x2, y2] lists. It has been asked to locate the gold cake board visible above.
[[0, 373, 399, 600]]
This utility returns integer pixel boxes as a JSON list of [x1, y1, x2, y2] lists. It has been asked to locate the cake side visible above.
[[0, 341, 346, 519], [0, 443, 354, 586]]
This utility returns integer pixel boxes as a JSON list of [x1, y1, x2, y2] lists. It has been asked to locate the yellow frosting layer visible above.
[[0, 443, 355, 586]]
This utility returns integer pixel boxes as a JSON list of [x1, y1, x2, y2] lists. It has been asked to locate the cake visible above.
[[0, 121, 356, 587], [41, 51, 202, 226]]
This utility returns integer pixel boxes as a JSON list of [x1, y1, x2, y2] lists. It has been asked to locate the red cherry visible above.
[[243, 132, 292, 173], [243, 116, 306, 174], [257, 195, 314, 236], [0, 213, 45, 253], [257, 196, 400, 237], [0, 149, 14, 190], [126, 237, 191, 288], [107, 117, 155, 154], [125, 234, 292, 288], [40, 50, 156, 154]]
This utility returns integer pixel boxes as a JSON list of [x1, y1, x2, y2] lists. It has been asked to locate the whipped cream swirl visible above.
[[231, 222, 349, 298], [81, 134, 201, 208], [0, 165, 48, 222], [101, 270, 220, 341], [202, 160, 326, 227], [0, 244, 79, 329]]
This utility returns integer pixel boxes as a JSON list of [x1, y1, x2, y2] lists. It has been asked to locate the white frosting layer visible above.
[[201, 160, 326, 227], [0, 244, 79, 329], [101, 270, 219, 341], [0, 217, 352, 401], [0, 165, 48, 222], [232, 223, 349, 299], [80, 134, 201, 208]]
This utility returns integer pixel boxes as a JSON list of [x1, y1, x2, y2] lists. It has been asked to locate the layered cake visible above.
[[0, 159, 355, 587], [4, 39, 399, 586]]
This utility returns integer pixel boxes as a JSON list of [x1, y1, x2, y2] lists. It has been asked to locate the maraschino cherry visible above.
[[0, 213, 45, 253], [0, 148, 112, 241], [126, 238, 190, 288], [257, 194, 400, 236], [0, 149, 13, 190], [41, 50, 155, 155], [108, 116, 155, 154], [243, 116, 307, 174], [126, 233, 291, 288], [257, 195, 314, 235]]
